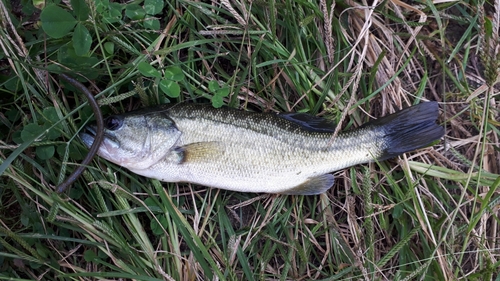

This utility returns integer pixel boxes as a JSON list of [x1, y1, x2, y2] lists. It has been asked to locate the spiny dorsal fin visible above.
[[174, 142, 225, 164], [278, 113, 337, 133], [280, 174, 334, 195]]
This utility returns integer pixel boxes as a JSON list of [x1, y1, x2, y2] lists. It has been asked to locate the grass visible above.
[[1, 0, 499, 280]]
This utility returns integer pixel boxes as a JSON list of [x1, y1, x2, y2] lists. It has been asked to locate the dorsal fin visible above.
[[280, 174, 334, 195], [278, 113, 337, 133]]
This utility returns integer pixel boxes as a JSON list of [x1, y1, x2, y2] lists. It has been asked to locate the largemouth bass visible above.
[[80, 102, 444, 195]]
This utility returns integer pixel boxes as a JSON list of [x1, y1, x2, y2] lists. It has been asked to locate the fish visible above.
[[80, 102, 444, 195]]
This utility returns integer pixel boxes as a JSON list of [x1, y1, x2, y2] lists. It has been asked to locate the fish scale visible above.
[[80, 102, 444, 195]]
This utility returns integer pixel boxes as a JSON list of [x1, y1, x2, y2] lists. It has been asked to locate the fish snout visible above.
[[79, 125, 97, 149]]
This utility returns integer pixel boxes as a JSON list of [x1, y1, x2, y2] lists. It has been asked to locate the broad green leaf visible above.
[[71, 0, 90, 21], [217, 87, 230, 97], [144, 18, 160, 30], [40, 4, 77, 39], [20, 213, 29, 226], [211, 95, 224, 108], [32, 0, 45, 9], [42, 107, 59, 124], [41, 107, 62, 140], [208, 80, 220, 92], [21, 123, 45, 142], [6, 108, 21, 123], [4, 76, 20, 92], [43, 123, 60, 140], [95, 0, 109, 13], [138, 61, 161, 78], [150, 215, 168, 236], [164, 66, 185, 81], [144, 197, 158, 207], [73, 23, 92, 56], [392, 204, 404, 219], [104, 2, 123, 23], [36, 145, 55, 160], [104, 42, 115, 55], [159, 79, 180, 98], [57, 45, 100, 78], [12, 130, 22, 144], [125, 4, 146, 21], [83, 250, 96, 262], [208, 81, 229, 97], [57, 143, 84, 161], [144, 0, 164, 15]]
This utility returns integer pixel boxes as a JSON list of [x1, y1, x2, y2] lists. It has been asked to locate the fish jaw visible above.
[[80, 127, 131, 167], [79, 125, 131, 166]]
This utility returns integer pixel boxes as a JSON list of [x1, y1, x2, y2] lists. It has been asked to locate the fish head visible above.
[[80, 112, 181, 170]]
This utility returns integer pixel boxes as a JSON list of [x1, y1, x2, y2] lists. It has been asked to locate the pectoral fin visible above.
[[173, 142, 225, 164], [281, 174, 334, 195]]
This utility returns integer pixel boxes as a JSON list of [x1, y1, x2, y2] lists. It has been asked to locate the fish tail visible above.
[[366, 102, 445, 160]]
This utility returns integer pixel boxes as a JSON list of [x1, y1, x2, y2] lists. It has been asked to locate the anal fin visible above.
[[281, 174, 334, 195]]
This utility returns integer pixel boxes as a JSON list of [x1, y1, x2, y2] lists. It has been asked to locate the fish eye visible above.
[[104, 116, 123, 131]]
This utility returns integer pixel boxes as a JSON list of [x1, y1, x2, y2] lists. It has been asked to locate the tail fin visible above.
[[364, 102, 445, 160]]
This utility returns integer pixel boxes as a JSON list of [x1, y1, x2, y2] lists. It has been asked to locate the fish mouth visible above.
[[79, 125, 98, 149], [79, 125, 119, 148], [80, 124, 122, 163]]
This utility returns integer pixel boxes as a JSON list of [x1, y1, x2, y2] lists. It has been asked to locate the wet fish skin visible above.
[[80, 102, 444, 195]]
